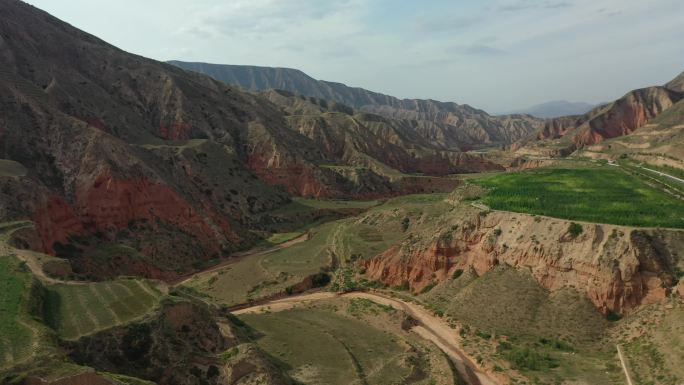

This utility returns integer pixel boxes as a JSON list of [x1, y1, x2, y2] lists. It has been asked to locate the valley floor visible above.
[[2, 162, 683, 385]]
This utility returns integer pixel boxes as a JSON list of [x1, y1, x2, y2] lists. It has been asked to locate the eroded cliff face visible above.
[[523, 86, 684, 153], [364, 210, 682, 315], [573, 87, 683, 145]]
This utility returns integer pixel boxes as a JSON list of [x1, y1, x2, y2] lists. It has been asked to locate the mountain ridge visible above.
[[168, 60, 544, 146]]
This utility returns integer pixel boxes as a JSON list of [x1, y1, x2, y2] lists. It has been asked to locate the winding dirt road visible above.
[[234, 291, 500, 385]]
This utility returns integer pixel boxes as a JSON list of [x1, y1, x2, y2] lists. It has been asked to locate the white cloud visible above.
[[25, 0, 684, 112]]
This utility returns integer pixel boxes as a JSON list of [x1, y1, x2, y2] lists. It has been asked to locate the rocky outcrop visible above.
[[517, 70, 684, 156], [70, 300, 227, 385], [573, 87, 683, 145], [665, 70, 684, 92], [537, 116, 582, 140], [519, 79, 684, 155], [68, 300, 290, 385], [363, 210, 682, 315]]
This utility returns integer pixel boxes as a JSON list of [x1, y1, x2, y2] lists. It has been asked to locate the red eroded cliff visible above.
[[33, 170, 239, 261], [33, 196, 85, 253], [247, 152, 332, 198], [363, 211, 680, 315]]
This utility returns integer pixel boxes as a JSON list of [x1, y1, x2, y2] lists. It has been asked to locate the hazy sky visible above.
[[26, 0, 684, 112]]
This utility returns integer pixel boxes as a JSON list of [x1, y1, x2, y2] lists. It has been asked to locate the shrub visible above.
[[497, 341, 513, 351], [401, 217, 410, 231], [568, 222, 583, 237], [311, 273, 331, 288], [452, 269, 464, 280], [420, 282, 437, 294], [475, 330, 492, 339], [504, 346, 558, 371], [607, 310, 622, 322], [539, 338, 574, 352]]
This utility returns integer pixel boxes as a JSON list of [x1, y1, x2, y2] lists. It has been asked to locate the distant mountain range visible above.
[[499, 100, 598, 119], [168, 60, 543, 146], [515, 70, 684, 160]]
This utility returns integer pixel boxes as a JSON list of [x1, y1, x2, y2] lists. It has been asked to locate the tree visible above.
[[568, 222, 583, 238]]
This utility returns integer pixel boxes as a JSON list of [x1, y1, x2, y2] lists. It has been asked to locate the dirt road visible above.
[[234, 291, 501, 385], [640, 166, 684, 185], [616, 345, 634, 385]]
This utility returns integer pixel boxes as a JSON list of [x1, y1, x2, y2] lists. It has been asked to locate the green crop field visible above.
[[473, 167, 684, 228], [238, 306, 424, 385], [0, 257, 54, 369], [44, 279, 162, 340]]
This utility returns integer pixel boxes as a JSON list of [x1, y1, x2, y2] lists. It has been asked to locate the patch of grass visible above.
[[437, 266, 607, 343], [420, 283, 437, 294], [347, 298, 395, 317], [238, 307, 411, 385], [622, 306, 684, 384], [264, 232, 303, 245], [43, 279, 162, 340], [189, 220, 340, 305], [501, 345, 558, 371], [474, 167, 684, 228], [218, 347, 239, 363], [0, 257, 55, 369], [0, 159, 27, 177], [273, 198, 378, 215]]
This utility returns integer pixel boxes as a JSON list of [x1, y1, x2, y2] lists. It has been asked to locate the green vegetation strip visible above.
[[474, 167, 684, 228], [0, 257, 57, 368], [44, 279, 161, 340], [0, 258, 36, 366]]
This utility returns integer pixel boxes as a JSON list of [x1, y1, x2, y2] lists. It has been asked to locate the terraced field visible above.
[[43, 279, 162, 340], [474, 166, 684, 228], [238, 298, 456, 385], [0, 256, 54, 369]]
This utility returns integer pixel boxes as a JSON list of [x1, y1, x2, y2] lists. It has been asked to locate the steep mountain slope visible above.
[[665, 70, 684, 92], [169, 61, 543, 147], [500, 100, 596, 118], [0, 0, 508, 280], [263, 89, 506, 176], [0, 0, 379, 279], [516, 74, 684, 156], [579, 97, 684, 166]]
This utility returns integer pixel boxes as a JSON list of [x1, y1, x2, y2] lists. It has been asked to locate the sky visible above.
[[26, 0, 684, 113]]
